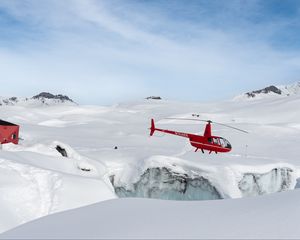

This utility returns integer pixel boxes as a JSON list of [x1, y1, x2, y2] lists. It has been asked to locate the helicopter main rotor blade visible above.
[[166, 117, 209, 122], [211, 121, 249, 134], [165, 118, 249, 134]]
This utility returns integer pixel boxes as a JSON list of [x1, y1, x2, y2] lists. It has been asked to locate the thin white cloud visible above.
[[1, 0, 300, 104]]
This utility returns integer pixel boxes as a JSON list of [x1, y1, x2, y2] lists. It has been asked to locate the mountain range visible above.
[[234, 81, 300, 100], [0, 92, 75, 106]]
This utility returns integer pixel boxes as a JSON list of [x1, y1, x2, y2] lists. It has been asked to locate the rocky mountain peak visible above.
[[234, 81, 300, 100], [245, 85, 282, 98], [32, 92, 74, 102], [0, 92, 75, 106]]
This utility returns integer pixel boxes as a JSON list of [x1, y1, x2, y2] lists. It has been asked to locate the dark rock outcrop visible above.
[[56, 145, 68, 157], [146, 96, 162, 100], [32, 92, 74, 102], [246, 85, 282, 98]]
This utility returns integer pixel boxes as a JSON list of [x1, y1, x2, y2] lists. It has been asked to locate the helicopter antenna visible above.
[[165, 117, 249, 134], [245, 144, 248, 158]]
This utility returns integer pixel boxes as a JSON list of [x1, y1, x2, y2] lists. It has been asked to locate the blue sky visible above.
[[1, 0, 300, 104]]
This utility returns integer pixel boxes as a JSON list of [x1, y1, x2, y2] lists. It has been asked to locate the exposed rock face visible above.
[[56, 145, 68, 157], [32, 92, 74, 102], [0, 98, 16, 106], [234, 82, 300, 100], [246, 85, 282, 98], [9, 97, 18, 102]]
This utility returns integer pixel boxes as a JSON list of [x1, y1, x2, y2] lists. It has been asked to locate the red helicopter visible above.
[[149, 116, 248, 154]]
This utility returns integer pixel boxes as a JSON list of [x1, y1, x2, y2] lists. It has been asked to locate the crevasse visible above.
[[111, 167, 295, 201]]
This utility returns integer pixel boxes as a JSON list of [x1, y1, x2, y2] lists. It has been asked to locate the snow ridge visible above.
[[234, 81, 300, 100], [0, 92, 76, 107]]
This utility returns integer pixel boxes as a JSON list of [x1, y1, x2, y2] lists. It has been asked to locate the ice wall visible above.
[[238, 168, 293, 197], [112, 167, 222, 200], [111, 165, 296, 201]]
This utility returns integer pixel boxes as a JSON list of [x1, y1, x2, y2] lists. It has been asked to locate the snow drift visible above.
[[3, 190, 300, 239], [0, 142, 116, 233]]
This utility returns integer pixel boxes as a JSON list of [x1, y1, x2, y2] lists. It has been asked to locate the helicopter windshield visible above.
[[219, 137, 232, 149]]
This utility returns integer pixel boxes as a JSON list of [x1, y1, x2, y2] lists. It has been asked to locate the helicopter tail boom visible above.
[[149, 119, 192, 138]]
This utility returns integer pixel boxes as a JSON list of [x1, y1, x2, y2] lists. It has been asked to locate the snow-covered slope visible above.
[[3, 189, 300, 239], [1, 93, 300, 237], [0, 92, 76, 107], [0, 141, 116, 233], [234, 81, 300, 100]]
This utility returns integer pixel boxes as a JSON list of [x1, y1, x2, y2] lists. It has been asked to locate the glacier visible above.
[[1, 91, 300, 236]]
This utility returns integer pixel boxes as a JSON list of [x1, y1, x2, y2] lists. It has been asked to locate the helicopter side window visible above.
[[219, 138, 225, 147], [213, 138, 220, 145], [208, 137, 212, 143]]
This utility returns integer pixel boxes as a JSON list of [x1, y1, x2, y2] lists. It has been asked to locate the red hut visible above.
[[0, 120, 19, 144]]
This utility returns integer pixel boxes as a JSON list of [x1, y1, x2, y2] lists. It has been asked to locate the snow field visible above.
[[1, 93, 300, 236], [3, 190, 300, 239]]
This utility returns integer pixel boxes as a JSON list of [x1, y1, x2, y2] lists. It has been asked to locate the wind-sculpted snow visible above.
[[0, 142, 116, 233], [0, 159, 61, 233], [5, 190, 300, 239]]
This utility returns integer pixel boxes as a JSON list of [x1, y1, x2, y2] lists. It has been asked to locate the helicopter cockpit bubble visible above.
[[220, 137, 232, 149]]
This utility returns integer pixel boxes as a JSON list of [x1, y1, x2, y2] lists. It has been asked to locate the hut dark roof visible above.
[[0, 120, 18, 126]]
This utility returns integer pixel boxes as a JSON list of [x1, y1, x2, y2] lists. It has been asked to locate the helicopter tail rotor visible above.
[[150, 119, 156, 136]]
